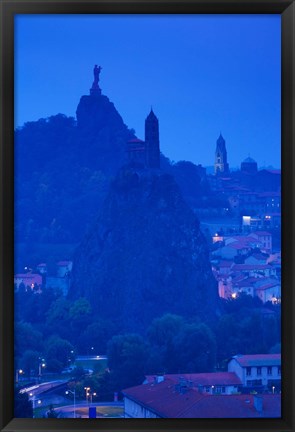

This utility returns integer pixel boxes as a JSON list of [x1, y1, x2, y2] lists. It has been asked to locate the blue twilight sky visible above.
[[14, 14, 281, 169]]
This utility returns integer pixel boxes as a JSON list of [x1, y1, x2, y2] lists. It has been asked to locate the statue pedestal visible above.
[[90, 87, 101, 96]]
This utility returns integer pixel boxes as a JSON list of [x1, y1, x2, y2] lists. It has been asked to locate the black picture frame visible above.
[[0, 0, 294, 431]]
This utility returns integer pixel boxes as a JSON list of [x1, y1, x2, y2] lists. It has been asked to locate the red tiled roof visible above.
[[252, 252, 268, 258], [235, 277, 257, 288], [145, 372, 242, 386], [227, 242, 250, 250], [230, 274, 246, 283], [57, 261, 72, 266], [123, 378, 205, 418], [181, 394, 281, 418], [14, 274, 42, 284], [232, 264, 271, 271], [250, 231, 271, 236], [219, 261, 233, 267], [263, 169, 281, 175], [231, 354, 281, 367], [126, 147, 146, 152], [123, 379, 281, 418], [255, 282, 280, 291]]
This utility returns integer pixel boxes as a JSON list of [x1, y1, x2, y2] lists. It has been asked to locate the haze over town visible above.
[[14, 14, 281, 419]]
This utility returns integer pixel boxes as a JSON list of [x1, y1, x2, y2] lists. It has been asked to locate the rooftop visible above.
[[145, 372, 242, 387], [230, 354, 281, 367], [123, 379, 281, 418]]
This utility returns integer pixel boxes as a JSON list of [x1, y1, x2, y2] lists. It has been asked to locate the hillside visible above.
[[69, 168, 218, 331]]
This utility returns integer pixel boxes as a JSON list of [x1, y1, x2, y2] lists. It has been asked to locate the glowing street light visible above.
[[38, 359, 46, 382], [30, 394, 42, 413], [65, 389, 76, 418], [15, 369, 24, 383], [84, 387, 97, 403], [84, 387, 91, 403]]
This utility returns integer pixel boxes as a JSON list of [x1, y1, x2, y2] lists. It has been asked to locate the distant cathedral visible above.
[[126, 109, 160, 170], [214, 133, 229, 175]]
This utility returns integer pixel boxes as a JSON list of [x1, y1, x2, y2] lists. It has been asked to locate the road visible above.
[[75, 355, 107, 361], [19, 380, 68, 396], [58, 402, 124, 418]]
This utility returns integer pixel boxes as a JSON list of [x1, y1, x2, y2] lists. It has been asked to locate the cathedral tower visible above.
[[145, 109, 160, 169], [214, 133, 229, 175]]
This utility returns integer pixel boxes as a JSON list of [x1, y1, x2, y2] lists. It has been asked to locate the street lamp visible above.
[[272, 386, 275, 394], [65, 389, 76, 418], [84, 387, 96, 404], [90, 392, 97, 404], [38, 359, 46, 382], [15, 369, 24, 384], [84, 387, 91, 403], [29, 393, 41, 416]]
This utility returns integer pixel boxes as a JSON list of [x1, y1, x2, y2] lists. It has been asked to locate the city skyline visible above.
[[15, 14, 281, 168]]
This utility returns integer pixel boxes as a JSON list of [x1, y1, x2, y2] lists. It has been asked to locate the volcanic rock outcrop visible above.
[[70, 168, 219, 332]]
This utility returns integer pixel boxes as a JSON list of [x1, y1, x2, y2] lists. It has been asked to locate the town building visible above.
[[126, 109, 160, 170], [241, 156, 258, 174], [36, 263, 47, 274], [56, 260, 73, 278], [14, 273, 42, 292], [144, 372, 242, 395], [214, 133, 229, 175], [123, 375, 281, 418], [228, 354, 281, 389]]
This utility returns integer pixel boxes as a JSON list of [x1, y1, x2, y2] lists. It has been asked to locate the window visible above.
[[278, 366, 281, 375], [246, 367, 251, 376], [267, 366, 272, 375], [257, 367, 262, 375]]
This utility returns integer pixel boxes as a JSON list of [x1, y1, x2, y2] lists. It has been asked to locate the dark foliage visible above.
[[14, 390, 33, 418], [70, 168, 219, 332]]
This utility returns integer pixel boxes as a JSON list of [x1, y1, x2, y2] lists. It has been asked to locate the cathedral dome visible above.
[[241, 156, 258, 174], [243, 156, 256, 164]]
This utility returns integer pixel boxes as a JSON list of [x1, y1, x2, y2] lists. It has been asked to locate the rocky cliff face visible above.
[[15, 92, 136, 245], [70, 168, 219, 332], [75, 93, 135, 173]]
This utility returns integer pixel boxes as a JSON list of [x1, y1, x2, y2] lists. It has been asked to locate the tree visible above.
[[171, 323, 216, 373], [14, 322, 44, 359], [20, 350, 41, 378], [45, 297, 72, 340], [44, 336, 74, 372], [77, 319, 117, 354], [14, 390, 33, 418], [146, 314, 185, 373], [69, 297, 93, 333], [216, 313, 242, 365], [46, 404, 60, 418], [107, 334, 147, 391], [147, 314, 185, 347]]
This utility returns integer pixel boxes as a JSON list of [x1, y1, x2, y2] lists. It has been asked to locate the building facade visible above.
[[214, 134, 229, 175], [228, 354, 281, 389], [126, 109, 160, 170]]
